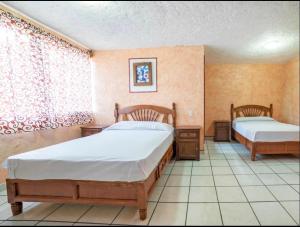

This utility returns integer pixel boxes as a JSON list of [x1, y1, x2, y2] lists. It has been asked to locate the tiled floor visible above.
[[0, 139, 299, 226]]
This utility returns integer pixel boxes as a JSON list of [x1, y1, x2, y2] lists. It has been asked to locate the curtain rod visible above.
[[0, 2, 92, 53]]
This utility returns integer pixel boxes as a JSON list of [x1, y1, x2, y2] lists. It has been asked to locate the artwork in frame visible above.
[[129, 58, 157, 93]]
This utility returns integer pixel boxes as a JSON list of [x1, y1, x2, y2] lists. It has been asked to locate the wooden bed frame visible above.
[[6, 103, 176, 220], [231, 104, 300, 161]]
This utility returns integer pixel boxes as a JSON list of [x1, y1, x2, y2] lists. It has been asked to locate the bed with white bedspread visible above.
[[231, 104, 300, 161], [4, 103, 176, 221], [4, 121, 174, 182]]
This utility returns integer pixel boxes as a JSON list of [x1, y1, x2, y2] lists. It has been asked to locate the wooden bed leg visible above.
[[137, 183, 148, 220], [251, 144, 256, 161], [11, 202, 23, 216], [251, 151, 256, 161], [139, 208, 147, 220]]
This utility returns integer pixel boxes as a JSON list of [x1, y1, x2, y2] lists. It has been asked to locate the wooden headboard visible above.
[[114, 103, 176, 128], [231, 104, 273, 121]]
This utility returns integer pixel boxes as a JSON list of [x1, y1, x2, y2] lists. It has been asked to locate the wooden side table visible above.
[[175, 126, 201, 161], [214, 120, 231, 141], [80, 124, 110, 137]]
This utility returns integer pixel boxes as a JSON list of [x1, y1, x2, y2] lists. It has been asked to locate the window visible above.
[[0, 10, 93, 134]]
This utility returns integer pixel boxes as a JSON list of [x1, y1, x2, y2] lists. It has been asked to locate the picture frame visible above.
[[129, 58, 157, 93]]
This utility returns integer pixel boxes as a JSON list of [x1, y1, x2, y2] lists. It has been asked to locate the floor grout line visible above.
[[223, 145, 262, 226], [208, 144, 224, 226], [231, 143, 299, 225]]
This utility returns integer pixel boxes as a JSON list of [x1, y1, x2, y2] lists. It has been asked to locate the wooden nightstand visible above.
[[214, 121, 231, 141], [175, 126, 201, 161], [80, 124, 109, 137]]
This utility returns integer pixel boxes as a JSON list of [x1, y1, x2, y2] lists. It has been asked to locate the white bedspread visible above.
[[3, 122, 174, 182], [233, 117, 300, 142]]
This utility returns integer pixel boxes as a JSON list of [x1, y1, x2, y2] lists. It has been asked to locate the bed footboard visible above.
[[233, 130, 300, 161], [7, 145, 173, 220]]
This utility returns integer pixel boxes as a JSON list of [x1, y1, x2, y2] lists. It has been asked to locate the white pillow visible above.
[[234, 116, 274, 122], [105, 121, 174, 132]]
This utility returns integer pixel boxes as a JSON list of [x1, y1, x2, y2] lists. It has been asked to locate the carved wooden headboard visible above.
[[231, 104, 273, 121], [114, 103, 176, 128]]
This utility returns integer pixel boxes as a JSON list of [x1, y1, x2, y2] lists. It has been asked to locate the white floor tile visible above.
[[0, 221, 39, 226], [278, 173, 300, 184], [285, 164, 300, 172], [257, 173, 286, 185], [186, 203, 222, 226], [189, 187, 218, 202], [212, 166, 233, 175], [171, 166, 192, 175], [231, 166, 254, 174], [269, 165, 295, 174], [192, 160, 211, 167], [267, 185, 300, 201], [9, 203, 60, 221], [220, 203, 259, 225], [251, 202, 296, 225], [242, 186, 276, 202], [156, 175, 168, 186], [249, 165, 274, 174], [236, 174, 263, 186], [210, 160, 229, 167], [78, 205, 122, 224], [281, 201, 300, 224], [214, 175, 239, 186], [159, 187, 189, 202], [291, 185, 300, 193], [113, 202, 156, 225], [44, 204, 90, 222], [148, 186, 164, 202], [192, 167, 212, 175], [166, 175, 191, 186], [190, 175, 214, 186], [209, 154, 226, 160], [228, 159, 247, 166], [149, 203, 187, 226], [216, 187, 247, 202], [174, 160, 193, 167], [0, 196, 7, 206], [37, 221, 74, 226]]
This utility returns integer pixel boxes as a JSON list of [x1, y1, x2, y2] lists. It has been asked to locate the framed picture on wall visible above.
[[129, 58, 157, 93]]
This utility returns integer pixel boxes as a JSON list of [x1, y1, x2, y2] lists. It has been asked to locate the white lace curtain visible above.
[[0, 10, 93, 134]]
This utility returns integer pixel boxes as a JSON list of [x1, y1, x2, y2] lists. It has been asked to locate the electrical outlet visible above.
[[188, 110, 193, 117]]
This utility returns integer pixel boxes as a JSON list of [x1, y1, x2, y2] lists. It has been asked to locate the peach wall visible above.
[[281, 56, 299, 125], [205, 64, 286, 136], [0, 126, 82, 183], [93, 46, 205, 149]]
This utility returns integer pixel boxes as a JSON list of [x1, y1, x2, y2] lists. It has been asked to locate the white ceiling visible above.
[[2, 1, 299, 63]]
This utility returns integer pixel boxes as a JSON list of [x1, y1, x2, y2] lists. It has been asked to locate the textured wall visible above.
[[93, 46, 205, 149], [0, 125, 82, 183], [205, 64, 286, 136], [281, 56, 300, 125]]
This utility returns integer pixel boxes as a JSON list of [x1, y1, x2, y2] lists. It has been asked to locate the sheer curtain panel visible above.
[[0, 10, 93, 135]]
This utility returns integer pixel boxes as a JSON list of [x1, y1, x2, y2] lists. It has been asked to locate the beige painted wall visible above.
[[0, 126, 82, 183], [281, 56, 300, 125], [205, 64, 286, 136], [93, 46, 205, 149]]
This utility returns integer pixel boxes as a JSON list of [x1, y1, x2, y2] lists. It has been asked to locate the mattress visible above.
[[3, 121, 174, 182], [232, 117, 300, 142]]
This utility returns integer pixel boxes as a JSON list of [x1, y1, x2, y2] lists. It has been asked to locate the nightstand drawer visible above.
[[178, 131, 198, 139]]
